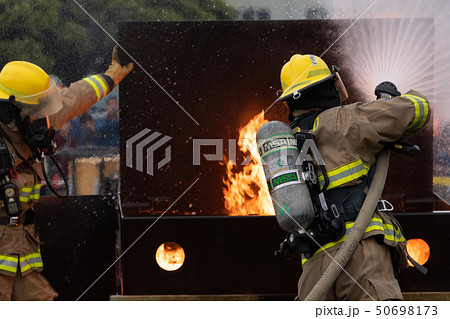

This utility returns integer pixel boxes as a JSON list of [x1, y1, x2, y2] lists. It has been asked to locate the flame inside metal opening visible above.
[[406, 238, 430, 267], [155, 242, 185, 271]]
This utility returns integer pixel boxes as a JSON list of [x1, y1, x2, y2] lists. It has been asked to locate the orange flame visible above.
[[222, 111, 274, 216], [406, 238, 430, 267], [155, 242, 185, 271]]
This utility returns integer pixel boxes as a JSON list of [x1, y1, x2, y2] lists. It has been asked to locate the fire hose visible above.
[[304, 148, 389, 300]]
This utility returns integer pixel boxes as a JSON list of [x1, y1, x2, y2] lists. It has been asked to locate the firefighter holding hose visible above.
[[0, 46, 133, 300], [266, 54, 431, 300]]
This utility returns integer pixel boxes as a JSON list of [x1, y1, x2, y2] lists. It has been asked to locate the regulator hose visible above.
[[41, 155, 69, 198], [304, 148, 389, 301]]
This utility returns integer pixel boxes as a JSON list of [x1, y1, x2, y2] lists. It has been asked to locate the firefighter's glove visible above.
[[104, 45, 134, 86]]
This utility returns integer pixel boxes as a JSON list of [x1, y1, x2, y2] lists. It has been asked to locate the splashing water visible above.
[[326, 0, 450, 119], [324, 0, 450, 204], [344, 17, 434, 101]]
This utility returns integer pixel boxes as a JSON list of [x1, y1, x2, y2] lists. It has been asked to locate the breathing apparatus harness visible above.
[[0, 136, 21, 225], [0, 97, 68, 218], [275, 82, 402, 259], [275, 81, 428, 276], [275, 110, 348, 259]]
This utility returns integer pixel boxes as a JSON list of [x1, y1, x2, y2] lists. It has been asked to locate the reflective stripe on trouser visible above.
[[318, 158, 370, 190], [403, 94, 429, 134], [0, 255, 18, 273], [19, 183, 41, 203], [20, 251, 44, 273], [82, 75, 108, 102], [0, 251, 43, 274], [301, 217, 406, 265]]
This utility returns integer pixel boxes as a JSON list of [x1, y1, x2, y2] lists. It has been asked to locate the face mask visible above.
[[1, 90, 58, 159], [15, 114, 56, 157]]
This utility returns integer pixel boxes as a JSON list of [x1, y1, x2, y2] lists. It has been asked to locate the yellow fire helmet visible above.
[[276, 54, 348, 103], [0, 61, 62, 122]]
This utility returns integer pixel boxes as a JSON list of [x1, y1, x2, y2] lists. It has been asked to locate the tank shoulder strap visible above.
[[0, 125, 27, 161], [289, 110, 323, 131]]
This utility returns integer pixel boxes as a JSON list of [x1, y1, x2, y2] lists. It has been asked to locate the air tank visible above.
[[256, 121, 315, 232]]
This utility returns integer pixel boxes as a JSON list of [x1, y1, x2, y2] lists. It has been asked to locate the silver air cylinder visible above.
[[256, 121, 315, 232]]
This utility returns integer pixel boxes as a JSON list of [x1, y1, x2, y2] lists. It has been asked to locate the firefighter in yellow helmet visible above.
[[276, 54, 430, 300], [0, 47, 133, 300]]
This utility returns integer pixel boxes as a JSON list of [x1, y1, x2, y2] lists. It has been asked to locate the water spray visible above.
[[325, 0, 450, 202]]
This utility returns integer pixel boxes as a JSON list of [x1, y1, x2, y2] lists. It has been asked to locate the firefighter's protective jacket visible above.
[[0, 75, 111, 276], [293, 90, 431, 268]]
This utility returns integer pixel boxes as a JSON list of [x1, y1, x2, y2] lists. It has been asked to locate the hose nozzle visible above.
[[375, 81, 401, 100]]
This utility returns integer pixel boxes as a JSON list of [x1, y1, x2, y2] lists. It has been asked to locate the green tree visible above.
[[0, 0, 236, 83]]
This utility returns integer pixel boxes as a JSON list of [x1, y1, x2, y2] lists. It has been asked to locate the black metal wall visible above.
[[396, 213, 450, 292], [34, 195, 117, 301], [32, 198, 450, 300], [121, 216, 300, 297], [120, 213, 450, 297]]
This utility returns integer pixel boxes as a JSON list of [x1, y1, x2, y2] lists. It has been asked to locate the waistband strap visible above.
[[0, 216, 23, 226], [325, 180, 368, 222], [0, 209, 34, 226]]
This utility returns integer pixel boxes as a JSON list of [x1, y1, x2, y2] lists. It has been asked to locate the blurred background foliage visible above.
[[0, 0, 236, 83]]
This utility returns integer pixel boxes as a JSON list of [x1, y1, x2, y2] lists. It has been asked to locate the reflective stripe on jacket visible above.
[[318, 158, 370, 190], [0, 250, 43, 275], [293, 90, 431, 191], [82, 75, 109, 102], [19, 183, 41, 202], [301, 214, 406, 265], [402, 94, 430, 135]]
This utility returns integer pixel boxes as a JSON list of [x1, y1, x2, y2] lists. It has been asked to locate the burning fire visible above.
[[222, 111, 274, 216], [155, 242, 185, 271], [406, 238, 430, 267]]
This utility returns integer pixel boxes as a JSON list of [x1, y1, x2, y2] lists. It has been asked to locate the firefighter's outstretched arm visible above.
[[104, 45, 134, 86], [54, 46, 134, 130]]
